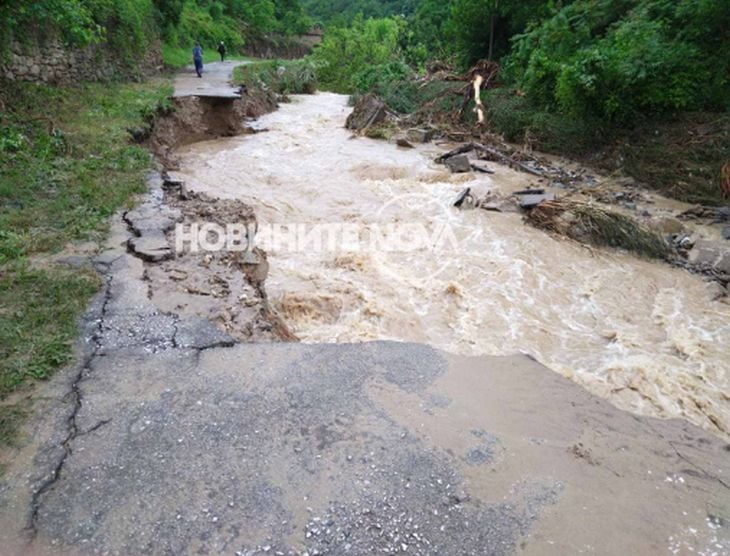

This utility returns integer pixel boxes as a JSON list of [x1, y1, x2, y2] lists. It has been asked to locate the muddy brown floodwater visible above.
[[176, 92, 730, 438]]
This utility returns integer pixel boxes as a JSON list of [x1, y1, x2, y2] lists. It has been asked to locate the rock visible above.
[[128, 232, 173, 262], [396, 137, 414, 149], [345, 95, 387, 131], [55, 255, 90, 269], [125, 204, 182, 235], [722, 226, 730, 240], [163, 175, 185, 190], [406, 128, 435, 144], [175, 317, 235, 350], [444, 155, 472, 173], [179, 182, 191, 201], [648, 216, 685, 236], [716, 207, 730, 223], [717, 251, 730, 275], [687, 239, 730, 274], [675, 234, 696, 251]]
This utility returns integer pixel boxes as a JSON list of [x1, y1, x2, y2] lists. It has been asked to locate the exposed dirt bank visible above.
[[148, 87, 277, 167], [146, 185, 295, 341], [130, 80, 294, 342]]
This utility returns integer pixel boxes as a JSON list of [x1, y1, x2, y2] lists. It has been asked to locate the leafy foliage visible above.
[[506, 0, 730, 122], [311, 16, 401, 92], [235, 59, 318, 94], [302, 0, 415, 24], [1, 0, 313, 64]]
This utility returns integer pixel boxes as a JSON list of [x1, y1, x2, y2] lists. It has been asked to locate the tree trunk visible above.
[[488, 0, 499, 60]]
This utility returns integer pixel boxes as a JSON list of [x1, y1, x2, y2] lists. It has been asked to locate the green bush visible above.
[[177, 0, 245, 50], [311, 16, 401, 92], [506, 0, 730, 123], [235, 59, 317, 95]]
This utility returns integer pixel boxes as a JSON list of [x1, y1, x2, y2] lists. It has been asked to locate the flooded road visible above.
[[177, 92, 730, 438]]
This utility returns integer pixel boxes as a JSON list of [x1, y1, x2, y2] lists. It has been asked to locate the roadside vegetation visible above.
[[306, 0, 730, 205], [234, 59, 317, 95], [0, 78, 171, 455]]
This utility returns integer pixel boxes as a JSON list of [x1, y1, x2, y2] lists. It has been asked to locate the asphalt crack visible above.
[[27, 272, 114, 535], [668, 441, 730, 491]]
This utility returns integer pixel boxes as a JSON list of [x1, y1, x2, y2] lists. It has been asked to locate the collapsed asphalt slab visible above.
[[1, 333, 728, 555]]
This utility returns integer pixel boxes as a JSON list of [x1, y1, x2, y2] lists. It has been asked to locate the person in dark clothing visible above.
[[217, 42, 226, 62], [192, 43, 204, 77]]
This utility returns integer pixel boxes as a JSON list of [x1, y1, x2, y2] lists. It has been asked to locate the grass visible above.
[[0, 79, 172, 262], [481, 89, 730, 206], [0, 77, 171, 456], [0, 404, 27, 448], [234, 59, 317, 95], [161, 43, 253, 69], [0, 266, 100, 396]]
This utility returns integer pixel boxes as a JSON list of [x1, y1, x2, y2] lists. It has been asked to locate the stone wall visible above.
[[1, 36, 163, 84]]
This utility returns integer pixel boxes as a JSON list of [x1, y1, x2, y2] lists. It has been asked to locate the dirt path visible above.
[[0, 71, 727, 556], [173, 60, 249, 99]]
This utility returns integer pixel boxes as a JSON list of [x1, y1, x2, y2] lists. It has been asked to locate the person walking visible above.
[[217, 41, 226, 62], [192, 42, 204, 78]]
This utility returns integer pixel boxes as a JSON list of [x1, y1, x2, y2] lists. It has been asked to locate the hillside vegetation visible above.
[[1, 0, 312, 67], [307, 0, 729, 204]]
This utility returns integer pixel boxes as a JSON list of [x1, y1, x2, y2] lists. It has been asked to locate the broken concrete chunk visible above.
[[126, 204, 183, 235], [516, 192, 555, 209], [175, 317, 235, 350], [396, 137, 414, 149], [445, 155, 472, 173], [128, 231, 173, 262], [406, 128, 435, 144], [345, 95, 387, 131]]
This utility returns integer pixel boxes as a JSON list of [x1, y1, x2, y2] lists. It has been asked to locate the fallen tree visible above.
[[525, 199, 672, 260]]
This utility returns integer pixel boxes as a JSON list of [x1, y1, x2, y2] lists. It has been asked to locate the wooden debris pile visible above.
[[435, 141, 584, 187]]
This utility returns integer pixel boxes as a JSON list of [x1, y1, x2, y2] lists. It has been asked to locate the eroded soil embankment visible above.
[[148, 88, 277, 167], [130, 87, 295, 342]]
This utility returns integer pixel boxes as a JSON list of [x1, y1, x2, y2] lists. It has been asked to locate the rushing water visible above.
[[177, 92, 730, 438]]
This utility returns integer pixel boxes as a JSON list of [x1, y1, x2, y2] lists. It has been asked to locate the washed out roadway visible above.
[[0, 62, 727, 556]]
